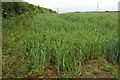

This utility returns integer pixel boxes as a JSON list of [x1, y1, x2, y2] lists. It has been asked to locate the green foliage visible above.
[[104, 66, 114, 73], [112, 70, 120, 79], [2, 2, 57, 18], [2, 12, 119, 78], [87, 65, 93, 69], [90, 60, 97, 63], [91, 69, 100, 75]]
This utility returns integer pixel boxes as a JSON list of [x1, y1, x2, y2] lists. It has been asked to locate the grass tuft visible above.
[[91, 69, 100, 75]]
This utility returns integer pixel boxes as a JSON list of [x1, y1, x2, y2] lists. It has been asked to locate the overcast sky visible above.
[[23, 0, 119, 13]]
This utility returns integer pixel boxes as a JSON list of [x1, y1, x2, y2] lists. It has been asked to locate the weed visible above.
[[89, 60, 97, 63], [91, 69, 100, 75], [104, 66, 114, 73], [87, 65, 93, 69]]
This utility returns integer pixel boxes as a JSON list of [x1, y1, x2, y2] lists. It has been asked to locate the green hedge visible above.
[[2, 2, 57, 18]]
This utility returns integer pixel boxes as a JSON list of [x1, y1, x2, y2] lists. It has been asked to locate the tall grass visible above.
[[3, 12, 119, 77]]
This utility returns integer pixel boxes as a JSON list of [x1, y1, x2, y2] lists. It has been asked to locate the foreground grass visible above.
[[2, 12, 119, 78]]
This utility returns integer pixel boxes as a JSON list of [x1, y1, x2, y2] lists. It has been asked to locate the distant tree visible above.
[[105, 11, 109, 12]]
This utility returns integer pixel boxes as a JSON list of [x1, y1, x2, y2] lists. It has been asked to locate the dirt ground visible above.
[[81, 59, 115, 78], [27, 58, 119, 78]]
